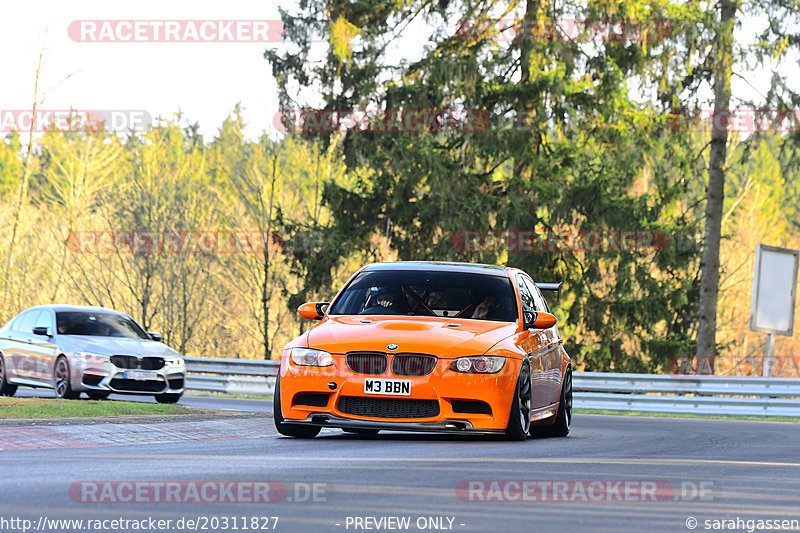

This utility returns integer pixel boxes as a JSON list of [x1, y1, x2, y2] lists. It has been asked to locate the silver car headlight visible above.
[[290, 347, 334, 367], [75, 351, 110, 364]]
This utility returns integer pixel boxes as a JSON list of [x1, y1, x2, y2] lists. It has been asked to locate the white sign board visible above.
[[750, 243, 799, 336]]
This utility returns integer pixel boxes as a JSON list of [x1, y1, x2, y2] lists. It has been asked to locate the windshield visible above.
[[329, 270, 518, 322], [56, 311, 150, 340]]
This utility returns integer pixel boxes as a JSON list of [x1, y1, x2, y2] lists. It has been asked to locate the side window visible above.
[[516, 275, 536, 311], [523, 276, 550, 313], [536, 288, 550, 313]]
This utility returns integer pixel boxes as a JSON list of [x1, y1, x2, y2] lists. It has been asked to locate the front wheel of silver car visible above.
[[155, 393, 183, 404], [0, 353, 18, 397], [54, 356, 80, 400]]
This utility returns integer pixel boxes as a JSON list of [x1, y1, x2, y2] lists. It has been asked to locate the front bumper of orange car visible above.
[[279, 354, 522, 434]]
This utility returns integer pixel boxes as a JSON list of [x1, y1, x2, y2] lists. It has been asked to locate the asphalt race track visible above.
[[3, 393, 800, 533]]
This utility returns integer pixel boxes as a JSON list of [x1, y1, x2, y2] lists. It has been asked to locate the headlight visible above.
[[164, 358, 184, 368], [75, 351, 110, 364], [449, 356, 505, 374], [291, 348, 334, 367]]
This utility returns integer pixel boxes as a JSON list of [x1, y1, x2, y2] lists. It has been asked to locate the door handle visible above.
[[26, 338, 33, 344]]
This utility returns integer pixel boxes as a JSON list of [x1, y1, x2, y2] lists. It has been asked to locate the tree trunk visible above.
[[3, 45, 45, 309], [506, 0, 540, 267], [514, 0, 538, 135], [696, 0, 737, 358], [262, 154, 278, 360]]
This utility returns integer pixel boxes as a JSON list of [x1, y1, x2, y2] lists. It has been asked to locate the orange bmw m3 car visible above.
[[274, 262, 572, 440]]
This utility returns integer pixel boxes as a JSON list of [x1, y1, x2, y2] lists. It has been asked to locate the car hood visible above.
[[307, 315, 518, 357], [60, 336, 180, 357]]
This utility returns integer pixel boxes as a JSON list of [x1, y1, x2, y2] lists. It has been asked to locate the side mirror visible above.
[[298, 302, 329, 320], [32, 326, 52, 337], [148, 332, 164, 342], [523, 311, 557, 329]]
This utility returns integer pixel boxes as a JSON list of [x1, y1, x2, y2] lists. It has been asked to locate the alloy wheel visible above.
[[563, 369, 573, 430], [55, 358, 69, 398], [518, 362, 532, 434]]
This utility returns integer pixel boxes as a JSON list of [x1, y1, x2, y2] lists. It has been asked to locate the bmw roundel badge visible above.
[[387, 344, 398, 351]]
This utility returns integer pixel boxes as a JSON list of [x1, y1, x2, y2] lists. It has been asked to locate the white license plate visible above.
[[123, 370, 157, 381], [364, 379, 411, 396]]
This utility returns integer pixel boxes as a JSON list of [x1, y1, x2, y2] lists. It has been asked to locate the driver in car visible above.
[[377, 292, 395, 308], [365, 287, 405, 313], [471, 295, 497, 319]]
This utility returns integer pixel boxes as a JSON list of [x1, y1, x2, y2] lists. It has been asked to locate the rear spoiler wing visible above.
[[535, 282, 563, 300]]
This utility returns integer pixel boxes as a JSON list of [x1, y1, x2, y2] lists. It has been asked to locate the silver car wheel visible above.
[[55, 358, 70, 398]]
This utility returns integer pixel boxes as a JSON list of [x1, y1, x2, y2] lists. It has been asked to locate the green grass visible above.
[[0, 397, 201, 419], [575, 408, 800, 422]]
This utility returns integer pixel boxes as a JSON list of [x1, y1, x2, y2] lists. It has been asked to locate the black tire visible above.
[[535, 366, 572, 438], [342, 428, 380, 436], [54, 356, 80, 399], [0, 354, 17, 397], [155, 393, 183, 404], [86, 391, 110, 400], [504, 359, 532, 441], [273, 375, 321, 438]]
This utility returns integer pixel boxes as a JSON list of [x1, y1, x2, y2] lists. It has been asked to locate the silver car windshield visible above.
[[55, 312, 150, 340]]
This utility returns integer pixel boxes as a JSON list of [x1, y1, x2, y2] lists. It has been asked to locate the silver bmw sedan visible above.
[[0, 305, 185, 403]]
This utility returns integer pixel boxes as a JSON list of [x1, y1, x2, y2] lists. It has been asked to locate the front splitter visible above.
[[286, 413, 506, 434]]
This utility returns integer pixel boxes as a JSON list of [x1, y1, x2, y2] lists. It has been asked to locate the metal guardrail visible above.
[[184, 356, 278, 396], [573, 372, 800, 417], [184, 358, 800, 417]]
